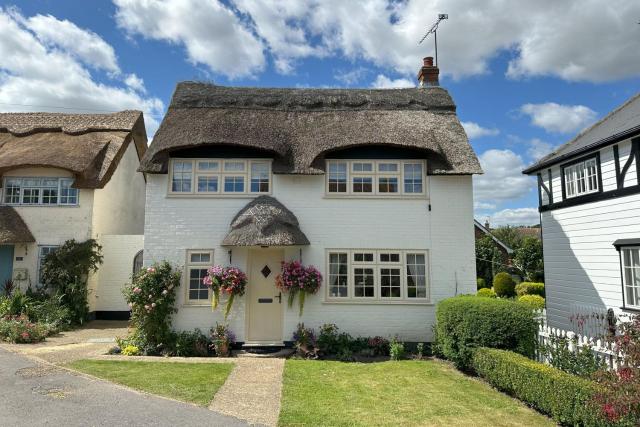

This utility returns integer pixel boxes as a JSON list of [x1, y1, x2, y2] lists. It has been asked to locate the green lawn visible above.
[[279, 359, 554, 427], [69, 360, 234, 406]]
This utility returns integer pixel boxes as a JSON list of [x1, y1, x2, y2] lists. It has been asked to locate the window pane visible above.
[[60, 179, 78, 205], [22, 188, 40, 204], [224, 161, 245, 172], [198, 161, 219, 171], [197, 176, 218, 192], [224, 176, 245, 192], [407, 253, 427, 299], [190, 253, 211, 263], [404, 163, 423, 193], [380, 268, 401, 298], [380, 253, 400, 263], [38, 246, 58, 284], [378, 163, 398, 172], [354, 267, 375, 297], [352, 177, 372, 193], [4, 178, 21, 204], [189, 268, 209, 300], [354, 252, 374, 262], [352, 162, 373, 172], [378, 177, 398, 193], [42, 188, 58, 204], [328, 252, 348, 297], [172, 161, 192, 192], [328, 162, 347, 193], [250, 162, 270, 192]]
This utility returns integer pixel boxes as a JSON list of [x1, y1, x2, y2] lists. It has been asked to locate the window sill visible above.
[[183, 302, 213, 307], [323, 300, 433, 306], [2, 203, 80, 208], [323, 195, 429, 200], [166, 193, 270, 198], [621, 306, 640, 313]]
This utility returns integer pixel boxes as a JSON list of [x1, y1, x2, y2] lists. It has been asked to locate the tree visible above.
[[476, 236, 507, 285], [490, 226, 524, 251], [41, 239, 103, 324], [513, 237, 543, 281]]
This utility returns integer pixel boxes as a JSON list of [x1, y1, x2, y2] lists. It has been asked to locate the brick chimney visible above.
[[417, 56, 439, 87]]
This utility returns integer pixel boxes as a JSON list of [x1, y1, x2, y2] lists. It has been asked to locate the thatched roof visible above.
[[222, 196, 310, 246], [0, 111, 147, 188], [140, 82, 482, 175], [0, 206, 35, 244]]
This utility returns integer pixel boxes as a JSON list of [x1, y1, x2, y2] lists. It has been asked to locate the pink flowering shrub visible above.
[[0, 314, 48, 343], [276, 261, 322, 315], [203, 266, 247, 319], [591, 314, 640, 426], [122, 261, 181, 354]]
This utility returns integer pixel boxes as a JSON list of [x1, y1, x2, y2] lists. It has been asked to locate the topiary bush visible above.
[[515, 282, 545, 297], [472, 348, 604, 426], [434, 296, 537, 370], [476, 278, 488, 290], [477, 288, 497, 298], [493, 272, 516, 298], [517, 294, 545, 310]]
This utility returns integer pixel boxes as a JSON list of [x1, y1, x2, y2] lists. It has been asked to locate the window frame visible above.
[[168, 158, 272, 197], [325, 159, 427, 198], [618, 246, 640, 311], [184, 249, 214, 304], [37, 245, 59, 286], [325, 249, 430, 304], [1, 177, 79, 207], [561, 154, 602, 200]]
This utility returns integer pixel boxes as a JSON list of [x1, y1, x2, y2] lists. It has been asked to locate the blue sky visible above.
[[1, 0, 639, 226]]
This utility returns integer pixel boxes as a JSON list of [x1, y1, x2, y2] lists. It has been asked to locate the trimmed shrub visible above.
[[477, 288, 497, 298], [493, 272, 516, 298], [515, 282, 545, 297], [476, 278, 488, 290], [472, 348, 603, 426], [173, 329, 210, 357], [434, 296, 537, 370], [517, 294, 545, 310]]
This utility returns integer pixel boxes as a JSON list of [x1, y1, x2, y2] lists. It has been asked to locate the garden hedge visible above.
[[472, 348, 603, 426], [517, 294, 545, 310], [434, 296, 537, 370], [476, 278, 488, 290], [515, 282, 545, 297], [492, 272, 516, 297], [476, 288, 496, 298]]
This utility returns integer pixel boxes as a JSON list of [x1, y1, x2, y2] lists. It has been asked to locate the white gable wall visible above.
[[143, 173, 475, 342]]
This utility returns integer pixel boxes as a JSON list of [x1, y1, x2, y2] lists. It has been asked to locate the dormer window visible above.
[[169, 158, 271, 196], [2, 177, 78, 206], [563, 157, 598, 198], [326, 160, 426, 197]]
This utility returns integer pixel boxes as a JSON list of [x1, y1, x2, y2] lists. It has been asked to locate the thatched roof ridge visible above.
[[0, 206, 35, 244], [140, 82, 482, 175], [0, 111, 147, 188], [222, 196, 310, 246]]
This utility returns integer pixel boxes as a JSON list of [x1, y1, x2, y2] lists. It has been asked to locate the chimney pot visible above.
[[423, 57, 434, 67], [417, 57, 439, 87]]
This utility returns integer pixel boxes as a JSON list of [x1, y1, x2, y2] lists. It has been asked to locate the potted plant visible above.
[[210, 323, 235, 357]]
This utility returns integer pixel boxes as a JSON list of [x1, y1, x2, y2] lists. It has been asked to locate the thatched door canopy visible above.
[[0, 206, 35, 244], [222, 196, 310, 246]]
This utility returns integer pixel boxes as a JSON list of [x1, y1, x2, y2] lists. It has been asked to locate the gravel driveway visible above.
[[0, 348, 252, 427]]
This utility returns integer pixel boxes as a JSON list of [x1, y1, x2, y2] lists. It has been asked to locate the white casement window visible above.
[[185, 250, 213, 303], [38, 246, 59, 285], [563, 158, 598, 198], [2, 177, 78, 206], [169, 159, 271, 196], [326, 160, 426, 197], [621, 247, 640, 309], [326, 250, 429, 302]]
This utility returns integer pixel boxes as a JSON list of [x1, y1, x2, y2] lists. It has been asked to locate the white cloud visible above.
[[461, 121, 500, 139], [124, 73, 146, 93], [334, 67, 369, 85], [113, 0, 265, 79], [371, 74, 414, 89], [474, 201, 497, 210], [22, 13, 120, 74], [112, 0, 640, 82], [527, 138, 556, 161], [473, 149, 535, 205], [0, 8, 164, 135], [521, 102, 597, 134], [486, 208, 540, 227]]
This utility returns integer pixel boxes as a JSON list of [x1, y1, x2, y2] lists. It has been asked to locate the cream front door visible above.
[[246, 249, 284, 344]]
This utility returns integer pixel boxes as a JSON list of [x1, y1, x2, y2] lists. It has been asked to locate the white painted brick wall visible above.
[[144, 173, 476, 342]]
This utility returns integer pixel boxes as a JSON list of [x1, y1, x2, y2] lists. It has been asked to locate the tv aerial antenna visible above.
[[418, 14, 448, 67]]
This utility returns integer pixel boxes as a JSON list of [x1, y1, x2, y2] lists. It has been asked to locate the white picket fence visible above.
[[535, 309, 622, 370]]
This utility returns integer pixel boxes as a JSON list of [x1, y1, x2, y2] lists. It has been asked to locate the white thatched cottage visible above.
[[523, 92, 640, 334], [140, 59, 482, 344], [0, 111, 147, 319]]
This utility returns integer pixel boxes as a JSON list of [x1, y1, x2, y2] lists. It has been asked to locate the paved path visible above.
[[0, 348, 250, 427]]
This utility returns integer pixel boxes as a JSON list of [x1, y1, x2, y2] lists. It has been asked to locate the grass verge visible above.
[[279, 359, 554, 427], [69, 359, 234, 406]]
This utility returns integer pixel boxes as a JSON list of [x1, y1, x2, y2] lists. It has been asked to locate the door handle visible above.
[[275, 292, 282, 304]]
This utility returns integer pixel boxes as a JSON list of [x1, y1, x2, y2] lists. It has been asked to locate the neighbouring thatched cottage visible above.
[[140, 58, 482, 344], [0, 111, 147, 318]]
